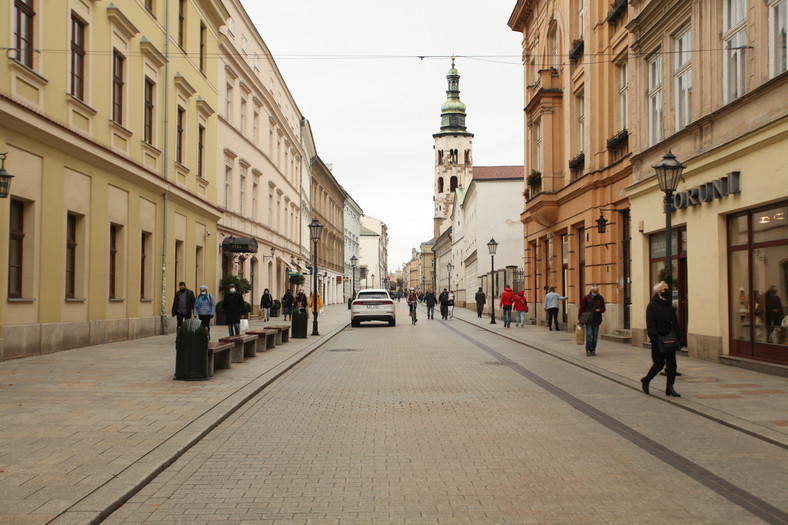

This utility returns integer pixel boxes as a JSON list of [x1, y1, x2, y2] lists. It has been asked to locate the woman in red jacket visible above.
[[499, 286, 515, 328], [514, 290, 528, 327]]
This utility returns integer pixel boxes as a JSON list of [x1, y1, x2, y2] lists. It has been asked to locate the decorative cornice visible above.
[[106, 3, 139, 40], [173, 74, 196, 98], [140, 37, 167, 67], [196, 97, 214, 119]]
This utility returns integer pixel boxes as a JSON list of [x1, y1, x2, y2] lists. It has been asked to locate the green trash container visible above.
[[174, 317, 210, 380], [291, 306, 308, 338]]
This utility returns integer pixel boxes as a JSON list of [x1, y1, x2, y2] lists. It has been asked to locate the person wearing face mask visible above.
[[223, 284, 245, 336], [641, 281, 681, 397], [578, 284, 605, 356], [193, 285, 215, 335]]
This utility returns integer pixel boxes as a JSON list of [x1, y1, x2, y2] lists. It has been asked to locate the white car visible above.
[[351, 289, 396, 327]]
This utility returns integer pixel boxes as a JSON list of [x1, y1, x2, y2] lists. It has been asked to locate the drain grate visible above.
[[328, 348, 358, 352]]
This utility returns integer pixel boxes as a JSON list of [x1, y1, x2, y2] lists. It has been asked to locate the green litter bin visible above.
[[291, 306, 308, 338], [174, 317, 210, 380]]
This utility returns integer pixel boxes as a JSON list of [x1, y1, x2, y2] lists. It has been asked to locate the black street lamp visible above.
[[447, 262, 453, 294], [0, 153, 14, 199], [350, 255, 357, 298], [488, 238, 498, 324], [308, 218, 324, 335], [653, 150, 685, 300]]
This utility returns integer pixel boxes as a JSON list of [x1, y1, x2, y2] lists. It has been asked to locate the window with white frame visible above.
[[617, 61, 628, 131], [723, 0, 747, 102], [576, 93, 585, 154], [534, 119, 543, 172], [241, 35, 247, 55], [252, 181, 258, 219], [252, 111, 258, 144], [254, 54, 260, 71], [674, 27, 692, 130], [578, 0, 584, 38], [225, 84, 232, 121], [224, 166, 231, 209], [647, 53, 662, 145], [770, 0, 787, 77], [240, 98, 246, 133], [239, 173, 245, 216], [550, 28, 559, 69]]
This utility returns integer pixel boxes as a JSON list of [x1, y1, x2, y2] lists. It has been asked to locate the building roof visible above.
[[360, 225, 379, 236], [472, 165, 524, 181]]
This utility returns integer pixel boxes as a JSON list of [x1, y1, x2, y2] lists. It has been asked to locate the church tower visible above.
[[433, 58, 473, 241]]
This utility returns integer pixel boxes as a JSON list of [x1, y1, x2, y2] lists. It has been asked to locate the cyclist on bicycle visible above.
[[407, 287, 419, 324]]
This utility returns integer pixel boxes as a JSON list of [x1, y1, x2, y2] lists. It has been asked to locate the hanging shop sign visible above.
[[673, 171, 740, 210], [221, 237, 258, 253]]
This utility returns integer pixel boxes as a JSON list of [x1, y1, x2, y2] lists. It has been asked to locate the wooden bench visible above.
[[207, 341, 234, 376], [246, 329, 275, 351], [267, 324, 290, 344], [218, 334, 259, 363]]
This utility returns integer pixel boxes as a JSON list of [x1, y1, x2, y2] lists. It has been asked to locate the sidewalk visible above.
[[0, 305, 350, 525], [447, 305, 788, 449]]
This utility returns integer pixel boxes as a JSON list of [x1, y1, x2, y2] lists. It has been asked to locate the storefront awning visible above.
[[221, 237, 258, 254]]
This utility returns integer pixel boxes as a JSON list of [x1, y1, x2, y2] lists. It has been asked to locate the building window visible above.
[[197, 124, 205, 178], [577, 0, 584, 38], [65, 214, 77, 298], [145, 0, 153, 13], [225, 84, 232, 121], [224, 166, 231, 209], [254, 54, 260, 70], [252, 181, 258, 219], [550, 28, 558, 69], [241, 35, 247, 54], [140, 231, 151, 299], [176, 106, 185, 164], [674, 27, 692, 131], [144, 78, 155, 144], [239, 174, 246, 216], [647, 53, 662, 145], [723, 0, 747, 103], [112, 50, 125, 124], [617, 61, 628, 132], [14, 0, 35, 68], [534, 119, 543, 172], [268, 193, 273, 225], [199, 23, 206, 72], [437, 177, 444, 193], [174, 239, 183, 286], [770, 0, 787, 77], [252, 111, 258, 144], [109, 224, 120, 299], [240, 98, 246, 132], [71, 15, 86, 100], [576, 93, 585, 154], [8, 199, 25, 298], [178, 0, 185, 48]]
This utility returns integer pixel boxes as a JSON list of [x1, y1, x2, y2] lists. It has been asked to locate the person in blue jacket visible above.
[[193, 285, 215, 335]]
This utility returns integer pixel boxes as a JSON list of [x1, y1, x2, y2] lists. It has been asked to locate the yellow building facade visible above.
[[0, 0, 227, 359], [627, 0, 788, 369]]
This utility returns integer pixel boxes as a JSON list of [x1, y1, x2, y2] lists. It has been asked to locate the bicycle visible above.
[[409, 301, 418, 324]]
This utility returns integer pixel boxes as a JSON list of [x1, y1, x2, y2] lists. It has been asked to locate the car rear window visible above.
[[357, 292, 389, 300]]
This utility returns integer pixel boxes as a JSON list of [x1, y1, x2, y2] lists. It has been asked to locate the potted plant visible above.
[[271, 299, 281, 317], [607, 0, 627, 24], [289, 273, 305, 288], [527, 169, 542, 187]]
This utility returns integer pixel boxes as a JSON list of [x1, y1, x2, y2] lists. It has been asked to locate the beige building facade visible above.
[[627, 0, 788, 369], [0, 0, 226, 359], [311, 157, 344, 304]]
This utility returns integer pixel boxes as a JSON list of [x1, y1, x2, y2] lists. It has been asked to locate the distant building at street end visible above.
[[343, 193, 363, 299], [359, 216, 388, 290]]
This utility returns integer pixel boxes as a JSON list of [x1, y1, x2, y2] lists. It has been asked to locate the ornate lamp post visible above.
[[447, 262, 453, 293], [350, 255, 357, 298], [653, 150, 685, 301], [308, 218, 324, 336], [488, 238, 498, 324], [0, 153, 14, 199]]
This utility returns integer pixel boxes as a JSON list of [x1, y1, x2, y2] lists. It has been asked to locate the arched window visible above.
[[450, 176, 458, 192], [549, 25, 559, 69], [438, 150, 444, 164], [438, 177, 444, 193]]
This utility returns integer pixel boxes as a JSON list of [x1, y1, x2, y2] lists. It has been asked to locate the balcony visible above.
[[606, 129, 629, 151], [569, 38, 584, 61], [607, 0, 628, 25]]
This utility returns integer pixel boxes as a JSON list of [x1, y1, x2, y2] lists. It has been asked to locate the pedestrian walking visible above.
[[223, 284, 245, 336], [641, 281, 681, 397], [424, 288, 437, 320], [309, 292, 322, 320], [296, 289, 308, 310], [439, 288, 449, 320], [500, 286, 515, 328], [171, 281, 195, 328], [281, 290, 295, 320], [514, 290, 528, 327], [448, 290, 455, 319], [544, 287, 567, 331], [193, 285, 215, 335], [578, 284, 605, 356], [475, 287, 486, 318], [260, 288, 273, 322]]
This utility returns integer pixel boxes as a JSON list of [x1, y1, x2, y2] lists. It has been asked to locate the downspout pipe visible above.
[[160, 0, 171, 335]]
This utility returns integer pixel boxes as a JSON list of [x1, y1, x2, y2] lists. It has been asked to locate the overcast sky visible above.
[[244, 1, 525, 273]]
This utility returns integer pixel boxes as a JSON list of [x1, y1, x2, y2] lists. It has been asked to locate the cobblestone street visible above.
[[104, 303, 787, 524]]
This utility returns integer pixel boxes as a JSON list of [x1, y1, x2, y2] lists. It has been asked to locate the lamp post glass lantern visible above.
[[0, 153, 14, 199], [350, 255, 357, 298], [447, 262, 453, 294], [308, 219, 323, 335], [653, 150, 685, 296], [487, 238, 498, 324]]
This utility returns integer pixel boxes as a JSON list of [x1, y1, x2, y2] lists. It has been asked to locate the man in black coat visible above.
[[171, 282, 196, 328], [475, 287, 486, 318], [438, 288, 449, 320], [223, 284, 246, 336], [424, 288, 437, 320], [641, 281, 681, 397]]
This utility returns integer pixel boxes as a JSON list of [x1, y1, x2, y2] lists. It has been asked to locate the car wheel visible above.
[[389, 319, 396, 327]]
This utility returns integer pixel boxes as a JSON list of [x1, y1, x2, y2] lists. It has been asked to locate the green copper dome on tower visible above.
[[435, 58, 472, 137]]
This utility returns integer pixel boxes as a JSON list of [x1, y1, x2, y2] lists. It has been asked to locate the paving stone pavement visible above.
[[105, 302, 787, 524], [0, 307, 349, 525], [0, 302, 786, 524]]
